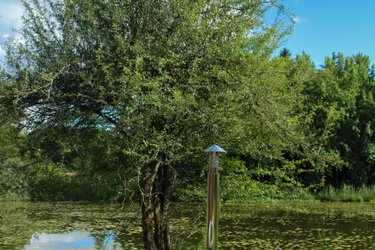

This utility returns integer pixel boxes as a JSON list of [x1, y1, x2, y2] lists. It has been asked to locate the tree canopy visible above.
[[2, 0, 296, 248]]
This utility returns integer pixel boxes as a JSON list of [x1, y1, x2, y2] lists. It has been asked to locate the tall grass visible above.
[[316, 185, 375, 202]]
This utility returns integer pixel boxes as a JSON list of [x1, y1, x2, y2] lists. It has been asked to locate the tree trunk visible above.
[[141, 158, 173, 250], [154, 163, 172, 249], [141, 159, 160, 250], [162, 164, 172, 248]]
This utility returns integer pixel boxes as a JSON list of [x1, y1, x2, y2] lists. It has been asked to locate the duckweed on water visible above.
[[1, 201, 375, 249]]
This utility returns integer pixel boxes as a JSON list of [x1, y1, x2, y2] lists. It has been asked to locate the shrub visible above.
[[0, 158, 30, 201]]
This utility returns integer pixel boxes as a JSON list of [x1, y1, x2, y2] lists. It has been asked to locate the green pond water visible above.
[[0, 201, 375, 249]]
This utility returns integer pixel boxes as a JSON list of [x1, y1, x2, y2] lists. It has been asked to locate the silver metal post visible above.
[[205, 144, 226, 250]]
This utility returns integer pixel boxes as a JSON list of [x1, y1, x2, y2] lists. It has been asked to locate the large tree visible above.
[[314, 53, 375, 187], [2, 0, 292, 248]]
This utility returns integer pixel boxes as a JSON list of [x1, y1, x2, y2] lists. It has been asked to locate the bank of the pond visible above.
[[2, 165, 375, 204], [2, 169, 316, 203], [177, 180, 375, 204], [174, 179, 316, 203]]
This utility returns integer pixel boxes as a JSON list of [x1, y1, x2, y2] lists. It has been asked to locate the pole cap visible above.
[[205, 144, 227, 153]]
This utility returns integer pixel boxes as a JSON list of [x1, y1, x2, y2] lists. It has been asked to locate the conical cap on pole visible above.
[[205, 144, 227, 153]]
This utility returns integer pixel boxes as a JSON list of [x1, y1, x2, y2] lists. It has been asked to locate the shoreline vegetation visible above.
[[316, 185, 375, 202], [1, 165, 375, 203]]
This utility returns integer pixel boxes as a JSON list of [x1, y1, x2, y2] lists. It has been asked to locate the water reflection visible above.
[[23, 230, 123, 250], [0, 202, 144, 249], [25, 231, 94, 249]]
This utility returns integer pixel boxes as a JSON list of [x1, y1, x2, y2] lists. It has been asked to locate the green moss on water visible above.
[[2, 201, 375, 249]]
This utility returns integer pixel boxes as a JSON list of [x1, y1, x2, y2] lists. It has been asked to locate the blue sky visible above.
[[0, 0, 23, 57], [0, 0, 374, 67], [281, 0, 375, 67]]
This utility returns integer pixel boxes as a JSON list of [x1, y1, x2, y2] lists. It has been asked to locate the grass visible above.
[[316, 185, 375, 202]]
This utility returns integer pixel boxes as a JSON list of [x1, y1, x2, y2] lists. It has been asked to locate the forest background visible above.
[[1, 0, 375, 248]]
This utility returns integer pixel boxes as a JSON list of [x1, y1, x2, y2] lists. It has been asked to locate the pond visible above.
[[0, 201, 375, 249]]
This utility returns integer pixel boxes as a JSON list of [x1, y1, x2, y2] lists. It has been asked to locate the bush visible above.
[[220, 157, 313, 202], [0, 158, 30, 201], [27, 163, 130, 202], [173, 157, 313, 202]]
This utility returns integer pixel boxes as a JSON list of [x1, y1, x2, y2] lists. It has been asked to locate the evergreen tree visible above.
[[279, 48, 291, 58]]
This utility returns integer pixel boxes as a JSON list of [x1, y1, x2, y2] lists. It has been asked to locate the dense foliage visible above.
[[1, 0, 375, 248]]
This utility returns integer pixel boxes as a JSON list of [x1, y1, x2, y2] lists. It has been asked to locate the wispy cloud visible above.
[[0, 0, 23, 49], [292, 16, 308, 24], [0, 0, 23, 62], [14, 33, 25, 44], [0, 0, 23, 30]]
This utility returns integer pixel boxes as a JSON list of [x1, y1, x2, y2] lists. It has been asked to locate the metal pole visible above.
[[205, 144, 226, 250]]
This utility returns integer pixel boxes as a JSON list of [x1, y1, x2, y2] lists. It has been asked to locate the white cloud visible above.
[[0, 1, 25, 63], [0, 0, 23, 30], [14, 33, 25, 44], [292, 16, 308, 24]]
